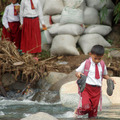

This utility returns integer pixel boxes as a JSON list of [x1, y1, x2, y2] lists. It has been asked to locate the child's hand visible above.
[[76, 72, 84, 79], [19, 25, 23, 30], [42, 24, 47, 30], [7, 28, 11, 32], [103, 75, 116, 84], [111, 78, 116, 84]]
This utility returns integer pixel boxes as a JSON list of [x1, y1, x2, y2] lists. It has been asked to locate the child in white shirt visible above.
[[19, 0, 46, 54], [75, 45, 115, 118], [2, 0, 21, 49]]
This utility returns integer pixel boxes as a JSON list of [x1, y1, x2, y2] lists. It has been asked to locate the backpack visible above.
[[77, 57, 105, 111]]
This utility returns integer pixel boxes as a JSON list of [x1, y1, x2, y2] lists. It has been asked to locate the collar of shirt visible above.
[[90, 57, 101, 67], [11, 3, 19, 6]]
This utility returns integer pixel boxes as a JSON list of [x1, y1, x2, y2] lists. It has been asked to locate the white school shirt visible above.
[[76, 58, 108, 86], [20, 0, 45, 25], [2, 3, 20, 29]]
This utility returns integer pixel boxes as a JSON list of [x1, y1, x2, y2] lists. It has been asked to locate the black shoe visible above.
[[77, 75, 86, 93], [107, 79, 114, 96]]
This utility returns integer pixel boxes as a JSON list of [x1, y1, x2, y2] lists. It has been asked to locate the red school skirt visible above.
[[20, 17, 41, 53], [76, 83, 101, 118], [2, 21, 21, 49]]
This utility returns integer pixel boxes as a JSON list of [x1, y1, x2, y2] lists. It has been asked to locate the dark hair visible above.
[[17, 0, 19, 2], [90, 45, 104, 56]]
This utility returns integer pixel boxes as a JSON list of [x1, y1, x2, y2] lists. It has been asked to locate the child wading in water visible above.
[[75, 45, 115, 118], [2, 0, 21, 49]]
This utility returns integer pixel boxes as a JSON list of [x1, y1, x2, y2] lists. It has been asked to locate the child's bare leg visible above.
[[74, 109, 78, 118]]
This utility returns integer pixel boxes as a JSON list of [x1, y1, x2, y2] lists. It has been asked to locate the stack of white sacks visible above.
[[40, 0, 115, 55]]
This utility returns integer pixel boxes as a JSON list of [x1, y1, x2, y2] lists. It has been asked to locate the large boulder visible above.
[[49, 70, 77, 91], [45, 72, 67, 85], [21, 112, 58, 120], [60, 77, 120, 109]]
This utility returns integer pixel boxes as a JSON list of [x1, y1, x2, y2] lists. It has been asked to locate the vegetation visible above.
[[114, 2, 120, 24], [38, 50, 50, 60], [100, 0, 120, 24], [0, 40, 46, 86], [0, 27, 2, 37]]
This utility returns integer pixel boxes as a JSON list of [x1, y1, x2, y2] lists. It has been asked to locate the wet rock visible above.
[[21, 112, 58, 120], [44, 91, 60, 103], [60, 81, 79, 109], [2, 73, 15, 87], [32, 91, 42, 101], [49, 70, 76, 91], [32, 90, 60, 103], [45, 72, 67, 85], [9, 82, 26, 91]]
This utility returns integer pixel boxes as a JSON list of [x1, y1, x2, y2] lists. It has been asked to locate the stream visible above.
[[0, 90, 120, 120]]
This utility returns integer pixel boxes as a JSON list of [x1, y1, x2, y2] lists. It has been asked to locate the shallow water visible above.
[[0, 96, 120, 120], [0, 98, 72, 120]]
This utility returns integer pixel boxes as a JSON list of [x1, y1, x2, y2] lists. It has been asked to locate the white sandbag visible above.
[[78, 34, 111, 55], [58, 24, 85, 35], [40, 0, 46, 9], [48, 23, 60, 35], [100, 9, 113, 26], [86, 0, 115, 11], [48, 24, 85, 36], [41, 30, 52, 50], [60, 7, 84, 25], [43, 15, 52, 28], [43, 0, 64, 15], [84, 25, 112, 36], [50, 35, 79, 56], [84, 7, 100, 25], [63, 0, 86, 10], [52, 15, 61, 23]]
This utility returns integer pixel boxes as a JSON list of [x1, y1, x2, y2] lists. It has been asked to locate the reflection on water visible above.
[[58, 106, 120, 120], [0, 97, 120, 120], [98, 105, 120, 119]]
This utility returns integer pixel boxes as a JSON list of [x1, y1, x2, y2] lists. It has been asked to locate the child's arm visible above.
[[75, 61, 86, 79], [103, 75, 116, 84], [103, 65, 116, 84], [20, 0, 24, 25], [38, 0, 45, 25], [2, 6, 9, 29]]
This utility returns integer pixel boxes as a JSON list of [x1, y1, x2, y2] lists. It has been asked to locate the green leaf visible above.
[[100, 5, 108, 24], [113, 2, 120, 24]]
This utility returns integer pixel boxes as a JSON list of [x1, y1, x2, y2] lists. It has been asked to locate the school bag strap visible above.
[[100, 60, 105, 77], [84, 57, 91, 76], [99, 59, 105, 111]]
